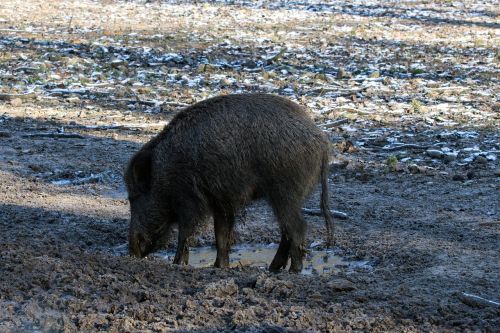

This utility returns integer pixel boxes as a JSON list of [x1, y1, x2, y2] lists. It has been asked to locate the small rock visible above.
[[204, 278, 238, 297], [28, 164, 43, 172], [394, 162, 406, 172], [219, 78, 233, 87], [452, 174, 466, 181], [242, 60, 257, 69], [355, 172, 372, 182], [474, 155, 488, 165], [328, 278, 356, 292], [408, 164, 420, 174], [255, 273, 294, 296], [443, 153, 457, 162], [336, 67, 348, 79], [10, 98, 23, 107], [369, 71, 380, 78], [494, 169, 500, 177], [426, 149, 444, 159], [110, 59, 127, 68], [67, 96, 80, 104], [0, 131, 11, 138]]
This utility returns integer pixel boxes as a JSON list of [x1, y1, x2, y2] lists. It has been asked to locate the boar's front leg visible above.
[[173, 230, 190, 265], [173, 210, 197, 265], [213, 209, 235, 268]]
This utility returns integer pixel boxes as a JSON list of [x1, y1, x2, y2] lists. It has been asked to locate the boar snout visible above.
[[128, 229, 153, 258]]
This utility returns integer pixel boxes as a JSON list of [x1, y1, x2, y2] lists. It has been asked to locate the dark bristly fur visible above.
[[125, 93, 334, 273]]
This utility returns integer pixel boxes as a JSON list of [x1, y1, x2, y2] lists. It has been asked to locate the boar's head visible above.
[[124, 149, 171, 257]]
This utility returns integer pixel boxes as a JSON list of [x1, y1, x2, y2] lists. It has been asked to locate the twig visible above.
[[48, 88, 88, 96], [161, 101, 190, 107], [478, 221, 500, 227], [48, 89, 112, 98], [265, 47, 287, 63], [381, 144, 429, 152], [113, 98, 158, 106], [301, 208, 348, 220], [47, 88, 189, 108], [323, 118, 349, 128], [309, 87, 368, 98], [0, 29, 41, 34], [22, 132, 85, 139], [458, 292, 500, 308], [0, 92, 36, 101], [51, 171, 110, 186], [111, 99, 189, 108], [66, 122, 168, 130]]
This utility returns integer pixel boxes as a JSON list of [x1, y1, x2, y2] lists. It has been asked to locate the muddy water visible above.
[[113, 244, 370, 275]]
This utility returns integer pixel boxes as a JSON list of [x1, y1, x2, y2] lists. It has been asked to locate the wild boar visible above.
[[125, 93, 333, 273]]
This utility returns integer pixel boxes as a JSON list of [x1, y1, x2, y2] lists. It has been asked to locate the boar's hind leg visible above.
[[271, 197, 307, 273], [173, 231, 190, 265], [283, 210, 306, 273], [269, 234, 290, 272], [213, 209, 235, 268]]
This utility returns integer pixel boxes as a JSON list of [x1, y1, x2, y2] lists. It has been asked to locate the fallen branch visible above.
[[323, 118, 349, 128], [162, 101, 190, 107], [113, 98, 158, 106], [66, 122, 168, 131], [0, 92, 36, 101], [458, 292, 500, 309], [381, 144, 429, 152], [22, 132, 85, 139], [310, 87, 366, 96], [110, 98, 189, 108], [48, 88, 89, 96], [48, 88, 112, 98], [478, 221, 500, 227], [0, 29, 41, 33], [301, 208, 348, 220], [265, 47, 287, 63], [46, 88, 190, 108], [51, 171, 110, 186]]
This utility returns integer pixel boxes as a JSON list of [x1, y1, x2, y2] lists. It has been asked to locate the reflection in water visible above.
[[112, 243, 370, 276]]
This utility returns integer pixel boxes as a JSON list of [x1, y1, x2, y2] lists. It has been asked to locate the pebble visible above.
[[219, 78, 233, 87], [474, 155, 488, 164], [203, 279, 238, 297], [337, 67, 348, 79], [443, 153, 457, 162], [10, 98, 23, 107], [328, 278, 356, 292], [426, 149, 444, 159], [67, 96, 80, 104], [408, 164, 420, 174]]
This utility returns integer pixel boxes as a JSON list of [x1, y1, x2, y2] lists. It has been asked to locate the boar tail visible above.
[[320, 151, 335, 248]]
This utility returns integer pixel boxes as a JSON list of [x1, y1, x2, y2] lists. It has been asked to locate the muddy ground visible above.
[[0, 0, 499, 332]]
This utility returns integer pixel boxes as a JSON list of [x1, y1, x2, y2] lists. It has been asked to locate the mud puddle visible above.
[[112, 243, 370, 275]]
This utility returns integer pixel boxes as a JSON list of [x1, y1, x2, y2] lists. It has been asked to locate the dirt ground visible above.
[[0, 0, 499, 332]]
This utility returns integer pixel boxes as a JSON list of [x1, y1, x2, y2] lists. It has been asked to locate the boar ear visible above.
[[131, 150, 152, 192]]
